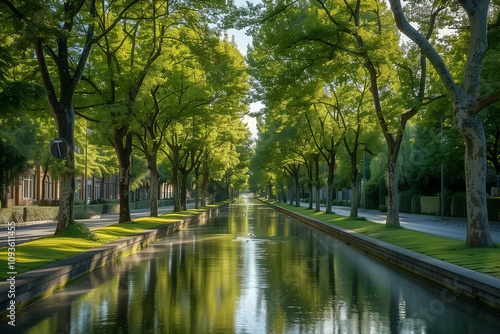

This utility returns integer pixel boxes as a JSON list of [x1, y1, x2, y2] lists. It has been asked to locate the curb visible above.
[[0, 203, 227, 314], [266, 201, 500, 314]]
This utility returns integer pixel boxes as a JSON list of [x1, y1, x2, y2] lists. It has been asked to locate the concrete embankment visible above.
[[266, 201, 500, 314], [0, 203, 227, 313]]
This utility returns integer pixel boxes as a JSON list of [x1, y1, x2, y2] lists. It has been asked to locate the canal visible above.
[[3, 199, 500, 333]]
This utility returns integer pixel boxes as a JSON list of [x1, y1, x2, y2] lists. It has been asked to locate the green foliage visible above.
[[400, 190, 416, 214], [405, 124, 465, 195], [487, 198, 500, 221], [451, 192, 467, 218], [411, 195, 422, 215], [365, 179, 381, 210]]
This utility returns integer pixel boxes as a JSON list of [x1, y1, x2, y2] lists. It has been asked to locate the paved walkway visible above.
[[2, 201, 499, 247], [298, 201, 500, 243]]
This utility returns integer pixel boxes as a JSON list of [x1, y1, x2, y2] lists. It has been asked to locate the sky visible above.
[[226, 0, 262, 141]]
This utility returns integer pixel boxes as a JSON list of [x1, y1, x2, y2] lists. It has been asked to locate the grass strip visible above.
[[268, 200, 500, 279], [0, 202, 227, 281]]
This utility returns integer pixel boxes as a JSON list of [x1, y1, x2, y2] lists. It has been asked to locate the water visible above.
[[3, 199, 500, 333]]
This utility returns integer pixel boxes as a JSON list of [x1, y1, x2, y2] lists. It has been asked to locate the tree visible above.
[[1, 0, 140, 232], [389, 0, 497, 246]]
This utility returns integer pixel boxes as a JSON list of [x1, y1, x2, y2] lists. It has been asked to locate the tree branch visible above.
[[470, 90, 500, 115], [388, 0, 460, 101]]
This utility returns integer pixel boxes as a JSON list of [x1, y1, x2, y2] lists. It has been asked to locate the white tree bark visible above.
[[389, 0, 493, 247]]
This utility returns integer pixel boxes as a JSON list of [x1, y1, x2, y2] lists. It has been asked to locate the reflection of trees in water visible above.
[[16, 203, 500, 333]]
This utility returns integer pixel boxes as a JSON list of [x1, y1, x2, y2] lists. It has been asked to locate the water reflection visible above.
[[3, 200, 500, 333]]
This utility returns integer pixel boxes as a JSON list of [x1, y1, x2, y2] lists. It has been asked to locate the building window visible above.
[[45, 178, 54, 199], [95, 182, 101, 199], [75, 180, 82, 199], [87, 180, 92, 201], [23, 174, 35, 199], [103, 183, 107, 199], [110, 183, 115, 199]]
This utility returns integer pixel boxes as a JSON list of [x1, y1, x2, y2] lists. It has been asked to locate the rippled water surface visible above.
[[3, 199, 500, 333]]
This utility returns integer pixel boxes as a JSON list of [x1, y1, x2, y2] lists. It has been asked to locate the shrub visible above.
[[25, 206, 59, 221], [400, 190, 415, 213], [451, 192, 467, 217], [379, 204, 387, 212], [135, 200, 151, 209], [55, 222, 98, 241], [487, 198, 500, 221], [365, 180, 380, 210], [411, 195, 421, 214]]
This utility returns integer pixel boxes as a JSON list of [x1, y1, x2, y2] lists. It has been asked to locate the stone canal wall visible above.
[[267, 201, 500, 314], [0, 203, 228, 313]]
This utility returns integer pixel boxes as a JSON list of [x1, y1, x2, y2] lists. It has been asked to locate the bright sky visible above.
[[226, 0, 262, 141]]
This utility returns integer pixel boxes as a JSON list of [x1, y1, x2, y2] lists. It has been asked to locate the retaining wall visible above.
[[267, 201, 500, 314]]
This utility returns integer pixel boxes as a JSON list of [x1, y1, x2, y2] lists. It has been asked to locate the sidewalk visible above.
[[298, 201, 500, 242], [0, 203, 196, 248]]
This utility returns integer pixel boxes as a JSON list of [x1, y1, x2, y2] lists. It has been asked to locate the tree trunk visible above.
[[148, 153, 159, 217], [350, 161, 359, 218], [282, 183, 287, 203], [455, 106, 493, 247], [56, 167, 75, 233], [201, 160, 209, 207], [41, 159, 49, 203], [114, 133, 132, 223], [315, 157, 321, 212], [114, 131, 132, 223], [194, 167, 200, 209], [385, 160, 400, 227], [54, 106, 75, 234], [180, 172, 188, 210], [267, 180, 273, 199], [294, 172, 300, 207], [307, 164, 313, 210], [326, 156, 335, 214], [0, 191, 6, 209], [172, 167, 181, 212]]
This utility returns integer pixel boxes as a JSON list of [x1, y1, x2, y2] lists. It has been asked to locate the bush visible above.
[[451, 192, 467, 217], [0, 208, 17, 224], [379, 204, 387, 212], [74, 206, 101, 219], [400, 190, 415, 213], [411, 195, 421, 214], [487, 198, 500, 221], [25, 206, 59, 221], [365, 180, 380, 210], [55, 222, 98, 241]]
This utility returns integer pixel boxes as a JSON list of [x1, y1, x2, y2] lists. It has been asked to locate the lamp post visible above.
[[441, 116, 444, 220], [363, 149, 366, 210], [84, 122, 88, 213]]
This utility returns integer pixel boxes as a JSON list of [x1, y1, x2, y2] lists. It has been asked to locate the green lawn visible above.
[[269, 201, 500, 279], [0, 203, 226, 281]]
